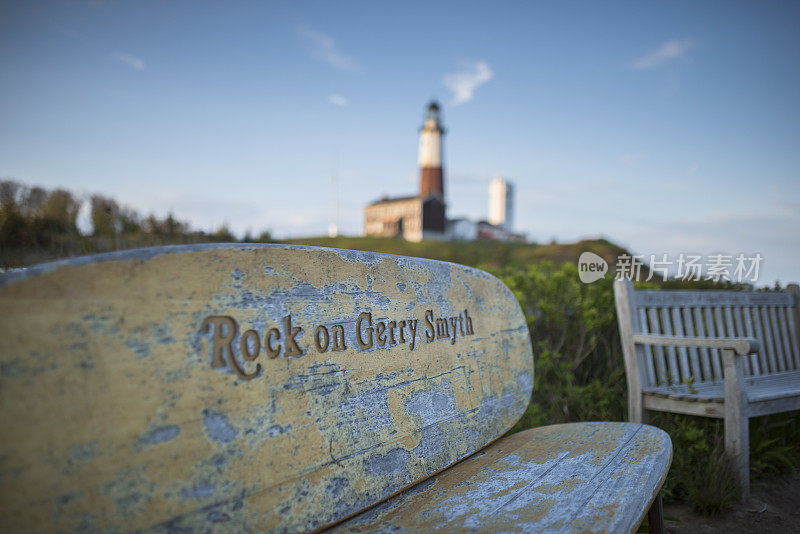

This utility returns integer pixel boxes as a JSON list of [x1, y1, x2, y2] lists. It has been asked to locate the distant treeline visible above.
[[0, 180, 271, 267]]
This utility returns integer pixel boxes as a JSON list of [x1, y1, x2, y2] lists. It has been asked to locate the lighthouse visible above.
[[362, 101, 447, 241], [418, 101, 445, 198]]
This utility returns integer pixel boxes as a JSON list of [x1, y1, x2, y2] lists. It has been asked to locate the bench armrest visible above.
[[631, 334, 760, 356]]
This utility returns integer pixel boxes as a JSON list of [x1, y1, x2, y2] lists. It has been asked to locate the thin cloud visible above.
[[298, 27, 361, 72], [327, 94, 348, 107], [443, 61, 493, 105], [110, 52, 145, 72], [633, 39, 691, 70]]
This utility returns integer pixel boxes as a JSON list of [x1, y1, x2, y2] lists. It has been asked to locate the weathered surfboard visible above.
[[0, 244, 533, 532], [333, 422, 673, 533]]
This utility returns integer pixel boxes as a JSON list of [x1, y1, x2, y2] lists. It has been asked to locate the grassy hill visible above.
[[284, 236, 628, 270], [4, 234, 629, 271]]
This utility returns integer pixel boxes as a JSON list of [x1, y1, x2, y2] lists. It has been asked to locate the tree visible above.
[[90, 195, 119, 236], [42, 189, 81, 234]]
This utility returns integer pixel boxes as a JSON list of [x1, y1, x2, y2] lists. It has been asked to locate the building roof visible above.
[[367, 195, 421, 206]]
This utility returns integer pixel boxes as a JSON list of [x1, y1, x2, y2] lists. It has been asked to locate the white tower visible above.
[[488, 176, 514, 230]]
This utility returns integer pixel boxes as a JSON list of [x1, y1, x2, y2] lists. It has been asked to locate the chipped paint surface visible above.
[[333, 422, 672, 533], [0, 244, 532, 532]]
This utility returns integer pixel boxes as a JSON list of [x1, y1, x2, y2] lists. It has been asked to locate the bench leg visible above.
[[722, 348, 750, 501], [724, 411, 750, 502], [647, 491, 664, 534], [629, 393, 647, 424]]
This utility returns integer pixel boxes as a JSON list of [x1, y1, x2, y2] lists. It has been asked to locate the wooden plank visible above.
[[785, 305, 800, 370], [661, 308, 681, 385], [613, 279, 646, 422], [631, 334, 757, 356], [647, 308, 669, 386], [714, 307, 729, 375], [741, 306, 760, 376], [788, 285, 800, 369], [760, 305, 780, 373], [693, 307, 713, 382], [746, 371, 800, 402], [636, 290, 793, 307], [724, 306, 750, 376], [638, 307, 657, 387], [749, 306, 770, 375], [0, 244, 534, 532], [778, 307, 796, 371], [333, 423, 672, 534], [731, 306, 752, 376], [747, 395, 800, 417], [722, 348, 750, 500], [670, 307, 692, 382], [643, 394, 725, 418], [705, 307, 724, 380], [769, 306, 787, 372], [681, 307, 703, 382]]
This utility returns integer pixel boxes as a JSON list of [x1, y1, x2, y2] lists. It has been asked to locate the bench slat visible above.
[[682, 307, 703, 381], [704, 306, 724, 380], [643, 370, 800, 404], [693, 307, 714, 381], [778, 306, 796, 371], [770, 305, 788, 372], [731, 306, 753, 375], [645, 308, 668, 386], [661, 308, 681, 385], [638, 307, 657, 386], [787, 305, 800, 369], [671, 307, 692, 382], [745, 306, 767, 375], [635, 290, 794, 307], [333, 423, 671, 534], [758, 306, 779, 373]]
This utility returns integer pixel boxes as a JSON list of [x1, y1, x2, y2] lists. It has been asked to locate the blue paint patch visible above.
[[464, 428, 480, 443], [517, 371, 533, 396], [326, 477, 349, 499], [268, 424, 290, 438], [181, 483, 215, 499], [71, 443, 96, 461], [55, 491, 83, 513], [159, 337, 176, 344], [335, 249, 382, 266], [396, 282, 406, 293], [413, 426, 444, 458], [405, 385, 456, 426], [366, 448, 411, 477], [230, 268, 244, 281], [125, 338, 151, 358], [203, 410, 237, 444], [140, 425, 181, 446], [206, 511, 231, 523]]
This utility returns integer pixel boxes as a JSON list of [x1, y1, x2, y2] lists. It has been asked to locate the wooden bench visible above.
[[1, 244, 671, 532], [614, 278, 800, 500]]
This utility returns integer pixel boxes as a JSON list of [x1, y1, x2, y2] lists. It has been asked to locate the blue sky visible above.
[[1, 1, 798, 284]]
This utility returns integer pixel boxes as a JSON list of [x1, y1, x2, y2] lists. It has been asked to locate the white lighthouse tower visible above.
[[418, 101, 445, 199], [488, 175, 514, 230]]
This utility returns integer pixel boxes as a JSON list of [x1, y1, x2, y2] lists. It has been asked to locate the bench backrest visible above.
[[0, 244, 533, 532], [615, 279, 800, 388]]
